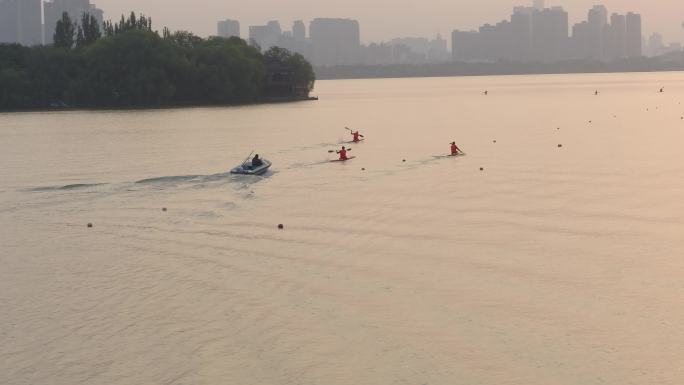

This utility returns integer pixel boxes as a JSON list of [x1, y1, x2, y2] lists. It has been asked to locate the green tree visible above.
[[287, 52, 316, 92], [76, 13, 102, 48], [78, 30, 183, 106], [191, 37, 265, 103], [264, 46, 316, 94], [0, 12, 317, 110], [53, 12, 76, 49], [166, 31, 204, 48]]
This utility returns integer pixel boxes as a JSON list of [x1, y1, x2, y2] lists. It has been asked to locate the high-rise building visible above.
[[309, 18, 361, 66], [249, 21, 281, 51], [531, 6, 569, 62], [217, 19, 240, 38], [625, 12, 642, 57], [587, 5, 608, 59], [607, 13, 626, 59], [452, 4, 569, 63], [292, 20, 306, 41], [266, 21, 282, 36], [511, 7, 533, 61], [44, 0, 104, 44], [570, 21, 590, 59], [0, 0, 42, 45], [428, 34, 449, 63]]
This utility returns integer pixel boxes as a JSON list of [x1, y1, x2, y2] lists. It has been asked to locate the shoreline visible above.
[[0, 96, 319, 114], [315, 68, 684, 81], [314, 58, 684, 81]]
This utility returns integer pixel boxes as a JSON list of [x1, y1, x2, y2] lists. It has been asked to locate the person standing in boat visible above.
[[450, 142, 462, 156], [251, 154, 263, 167], [337, 146, 350, 161]]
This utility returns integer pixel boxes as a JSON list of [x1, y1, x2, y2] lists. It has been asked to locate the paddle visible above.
[[328, 148, 352, 153], [345, 126, 364, 138]]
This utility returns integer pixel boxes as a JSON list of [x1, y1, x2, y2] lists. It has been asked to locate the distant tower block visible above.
[[218, 19, 240, 38], [533, 0, 545, 10], [293, 20, 306, 41]]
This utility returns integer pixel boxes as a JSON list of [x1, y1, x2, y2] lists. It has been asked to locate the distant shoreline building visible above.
[[217, 19, 240, 39], [0, 0, 42, 46], [249, 21, 282, 51], [309, 18, 361, 66], [452, 2, 643, 63], [626, 13, 642, 57]]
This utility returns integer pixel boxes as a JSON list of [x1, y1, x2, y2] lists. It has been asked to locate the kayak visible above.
[[230, 159, 272, 175], [433, 153, 467, 159], [344, 138, 365, 144], [330, 156, 356, 162]]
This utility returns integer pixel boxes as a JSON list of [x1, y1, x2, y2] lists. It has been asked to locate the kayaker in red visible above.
[[337, 146, 350, 160], [351, 130, 364, 142], [346, 127, 364, 143], [450, 142, 462, 156]]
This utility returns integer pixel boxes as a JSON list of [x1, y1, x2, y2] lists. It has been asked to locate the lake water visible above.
[[2, 72, 684, 385]]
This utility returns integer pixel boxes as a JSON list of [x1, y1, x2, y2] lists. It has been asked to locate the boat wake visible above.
[[135, 175, 203, 184], [27, 183, 108, 192]]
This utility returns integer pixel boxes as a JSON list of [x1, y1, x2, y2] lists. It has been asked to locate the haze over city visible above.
[[95, 0, 684, 43]]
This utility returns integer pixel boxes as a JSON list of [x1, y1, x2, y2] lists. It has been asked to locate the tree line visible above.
[[0, 12, 315, 110]]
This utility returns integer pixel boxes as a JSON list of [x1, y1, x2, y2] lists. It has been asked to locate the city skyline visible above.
[[452, 5, 648, 63], [1, 0, 682, 65], [94, 0, 683, 44]]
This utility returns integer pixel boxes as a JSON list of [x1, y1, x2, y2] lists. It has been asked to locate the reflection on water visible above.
[[2, 72, 684, 385]]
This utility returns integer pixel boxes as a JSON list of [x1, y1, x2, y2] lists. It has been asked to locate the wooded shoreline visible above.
[[0, 12, 316, 112]]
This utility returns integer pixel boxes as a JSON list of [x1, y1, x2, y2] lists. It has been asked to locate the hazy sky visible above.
[[96, 0, 684, 44]]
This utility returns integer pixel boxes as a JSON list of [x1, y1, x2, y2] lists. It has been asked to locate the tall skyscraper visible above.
[[0, 0, 42, 45], [587, 5, 608, 59], [571, 21, 590, 59], [531, 7, 569, 62], [625, 12, 642, 57], [309, 18, 361, 66], [511, 7, 533, 61], [292, 20, 306, 41], [607, 13, 626, 59], [217, 19, 240, 38], [44, 0, 104, 44]]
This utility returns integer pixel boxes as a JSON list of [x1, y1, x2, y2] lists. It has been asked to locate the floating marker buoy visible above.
[[87, 223, 93, 228], [278, 224, 284, 230]]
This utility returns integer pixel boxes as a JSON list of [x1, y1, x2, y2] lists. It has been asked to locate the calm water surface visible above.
[[2, 73, 684, 385]]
